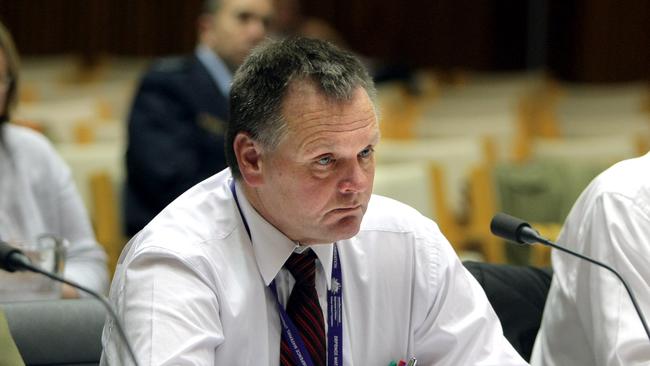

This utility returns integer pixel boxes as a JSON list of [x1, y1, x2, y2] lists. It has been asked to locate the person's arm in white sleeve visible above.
[[574, 194, 650, 365], [412, 232, 527, 365], [101, 247, 224, 366]]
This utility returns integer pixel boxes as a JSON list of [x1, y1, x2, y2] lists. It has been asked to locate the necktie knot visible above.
[[285, 249, 317, 287]]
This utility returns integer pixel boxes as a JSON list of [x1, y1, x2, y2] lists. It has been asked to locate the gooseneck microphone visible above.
[[490, 212, 650, 343], [0, 241, 33, 272], [0, 241, 140, 366]]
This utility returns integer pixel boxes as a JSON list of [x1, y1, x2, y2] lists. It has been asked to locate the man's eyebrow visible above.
[[369, 130, 381, 145]]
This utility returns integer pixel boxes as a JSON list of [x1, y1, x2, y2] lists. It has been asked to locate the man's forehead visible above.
[[284, 87, 370, 121], [282, 79, 368, 110], [222, 0, 273, 12], [279, 84, 378, 149], [296, 119, 379, 157]]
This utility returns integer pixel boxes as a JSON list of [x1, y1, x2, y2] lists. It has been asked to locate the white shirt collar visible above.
[[232, 179, 334, 288]]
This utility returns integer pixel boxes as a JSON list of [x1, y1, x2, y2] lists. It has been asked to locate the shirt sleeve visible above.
[[412, 232, 527, 365], [572, 193, 650, 365], [102, 247, 224, 366]]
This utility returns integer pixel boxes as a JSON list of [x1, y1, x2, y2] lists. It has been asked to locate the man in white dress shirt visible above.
[[532, 152, 650, 365], [101, 37, 526, 365]]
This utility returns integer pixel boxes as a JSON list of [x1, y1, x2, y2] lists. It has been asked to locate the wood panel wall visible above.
[[0, 0, 648, 82]]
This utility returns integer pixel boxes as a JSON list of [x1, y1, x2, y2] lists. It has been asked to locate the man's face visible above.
[[248, 82, 379, 244], [202, 0, 273, 69]]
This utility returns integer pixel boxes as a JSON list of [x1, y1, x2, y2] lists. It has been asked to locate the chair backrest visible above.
[[465, 157, 607, 264], [373, 160, 464, 247], [532, 135, 642, 163], [493, 159, 607, 224], [414, 113, 520, 161], [90, 171, 126, 275], [373, 162, 436, 218], [463, 261, 553, 362], [376, 137, 487, 217], [556, 83, 648, 119], [0, 299, 106, 366], [56, 142, 124, 216]]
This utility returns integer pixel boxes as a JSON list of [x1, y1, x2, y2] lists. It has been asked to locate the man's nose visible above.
[[338, 160, 371, 194], [247, 18, 267, 41]]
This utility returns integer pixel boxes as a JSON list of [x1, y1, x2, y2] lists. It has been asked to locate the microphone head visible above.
[[0, 241, 31, 272], [490, 212, 535, 244], [0, 241, 21, 272]]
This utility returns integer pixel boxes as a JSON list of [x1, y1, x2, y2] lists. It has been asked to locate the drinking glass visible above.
[[0, 234, 68, 302]]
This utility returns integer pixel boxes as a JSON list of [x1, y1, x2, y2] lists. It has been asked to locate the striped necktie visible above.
[[280, 249, 326, 366]]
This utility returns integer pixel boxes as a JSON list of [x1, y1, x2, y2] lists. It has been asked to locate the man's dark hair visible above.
[[225, 37, 376, 179]]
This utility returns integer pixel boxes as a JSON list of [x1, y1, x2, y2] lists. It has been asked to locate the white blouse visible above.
[[0, 124, 108, 294]]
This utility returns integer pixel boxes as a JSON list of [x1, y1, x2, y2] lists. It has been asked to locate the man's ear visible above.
[[233, 132, 264, 187]]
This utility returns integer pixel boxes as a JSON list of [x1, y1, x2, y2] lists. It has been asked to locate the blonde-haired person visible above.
[[0, 21, 108, 298]]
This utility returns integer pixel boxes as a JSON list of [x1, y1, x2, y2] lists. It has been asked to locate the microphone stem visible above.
[[21, 262, 140, 366], [539, 237, 650, 343]]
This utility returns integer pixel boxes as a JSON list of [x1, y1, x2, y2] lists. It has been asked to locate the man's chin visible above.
[[329, 215, 363, 241], [300, 217, 362, 245]]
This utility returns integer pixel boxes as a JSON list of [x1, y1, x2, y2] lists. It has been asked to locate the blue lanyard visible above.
[[230, 180, 343, 366]]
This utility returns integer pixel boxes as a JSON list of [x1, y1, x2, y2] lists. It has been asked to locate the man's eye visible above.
[[359, 147, 374, 158], [237, 12, 253, 23], [317, 156, 333, 166]]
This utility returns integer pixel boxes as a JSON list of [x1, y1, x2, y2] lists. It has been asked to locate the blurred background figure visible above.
[[0, 21, 107, 299], [268, 0, 416, 88], [123, 0, 274, 236], [270, 0, 346, 46]]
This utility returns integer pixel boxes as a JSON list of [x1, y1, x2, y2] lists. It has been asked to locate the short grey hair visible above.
[[225, 37, 376, 179]]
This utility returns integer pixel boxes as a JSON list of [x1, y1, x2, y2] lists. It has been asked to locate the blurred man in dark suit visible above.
[[124, 0, 273, 236]]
